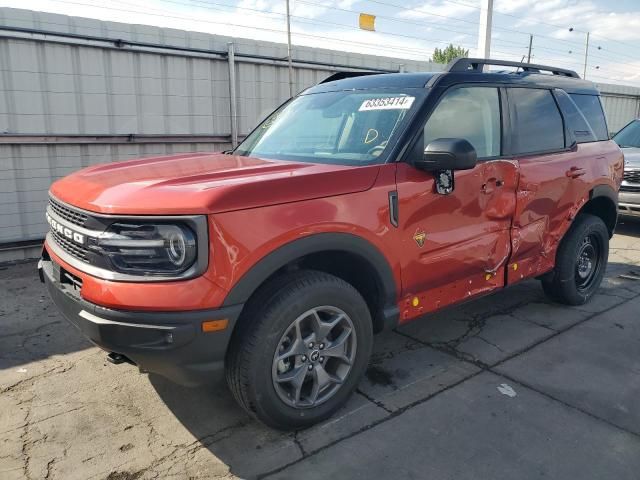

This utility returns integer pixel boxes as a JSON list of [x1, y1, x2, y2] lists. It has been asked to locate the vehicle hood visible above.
[[50, 153, 380, 215], [622, 147, 640, 169]]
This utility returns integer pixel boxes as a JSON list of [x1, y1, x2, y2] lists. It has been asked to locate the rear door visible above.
[[395, 85, 518, 321], [507, 87, 593, 283]]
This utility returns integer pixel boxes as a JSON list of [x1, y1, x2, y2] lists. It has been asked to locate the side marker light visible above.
[[202, 319, 229, 333]]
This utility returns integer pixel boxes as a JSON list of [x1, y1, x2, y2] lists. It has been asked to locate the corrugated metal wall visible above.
[[0, 7, 440, 259], [596, 83, 640, 134], [1, 7, 640, 261]]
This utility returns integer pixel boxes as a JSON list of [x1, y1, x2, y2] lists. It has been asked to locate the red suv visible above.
[[40, 58, 623, 429]]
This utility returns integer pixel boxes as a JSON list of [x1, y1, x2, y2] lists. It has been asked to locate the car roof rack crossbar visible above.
[[446, 58, 580, 78]]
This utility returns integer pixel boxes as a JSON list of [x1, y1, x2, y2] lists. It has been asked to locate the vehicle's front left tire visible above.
[[225, 270, 373, 430]]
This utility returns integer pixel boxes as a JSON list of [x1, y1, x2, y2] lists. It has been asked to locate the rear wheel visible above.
[[541, 213, 609, 305], [225, 270, 373, 430]]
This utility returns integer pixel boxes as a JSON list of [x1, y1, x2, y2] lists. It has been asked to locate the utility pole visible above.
[[227, 42, 238, 149], [285, 0, 294, 97], [527, 34, 533, 63], [583, 31, 590, 79], [477, 0, 493, 59]]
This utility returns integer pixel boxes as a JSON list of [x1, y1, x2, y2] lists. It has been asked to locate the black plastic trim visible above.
[[222, 233, 398, 325], [40, 255, 241, 386], [590, 184, 619, 205], [388, 191, 399, 227], [589, 185, 619, 236], [320, 71, 386, 84], [446, 58, 580, 78]]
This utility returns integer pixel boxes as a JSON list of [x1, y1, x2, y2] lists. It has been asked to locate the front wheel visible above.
[[541, 213, 609, 305], [225, 271, 373, 430]]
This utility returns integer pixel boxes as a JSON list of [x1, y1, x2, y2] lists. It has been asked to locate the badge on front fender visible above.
[[413, 229, 426, 248]]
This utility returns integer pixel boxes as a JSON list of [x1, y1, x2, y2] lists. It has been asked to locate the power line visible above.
[[360, 0, 596, 49], [16, 0, 634, 84], [440, 0, 640, 52], [151, 0, 527, 54], [49, 0, 439, 58], [291, 0, 538, 52], [435, 0, 640, 62], [181, 0, 484, 48], [435, 0, 591, 34]]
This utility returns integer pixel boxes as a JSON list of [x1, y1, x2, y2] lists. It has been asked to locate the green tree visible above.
[[431, 44, 469, 64]]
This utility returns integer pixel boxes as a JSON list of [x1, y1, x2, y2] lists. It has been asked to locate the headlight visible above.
[[95, 222, 197, 275]]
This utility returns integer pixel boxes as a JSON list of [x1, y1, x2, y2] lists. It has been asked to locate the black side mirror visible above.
[[414, 138, 478, 172]]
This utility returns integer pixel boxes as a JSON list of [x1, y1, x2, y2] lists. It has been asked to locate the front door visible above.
[[395, 86, 517, 323]]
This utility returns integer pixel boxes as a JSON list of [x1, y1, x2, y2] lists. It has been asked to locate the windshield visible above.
[[613, 120, 640, 148], [235, 90, 423, 165]]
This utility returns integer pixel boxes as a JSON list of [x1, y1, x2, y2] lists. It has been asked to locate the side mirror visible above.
[[414, 138, 478, 172]]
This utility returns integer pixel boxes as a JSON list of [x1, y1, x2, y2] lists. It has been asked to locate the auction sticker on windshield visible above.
[[359, 96, 415, 111]]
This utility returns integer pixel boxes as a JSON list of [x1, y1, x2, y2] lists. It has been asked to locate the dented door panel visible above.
[[395, 160, 518, 322], [508, 141, 621, 283]]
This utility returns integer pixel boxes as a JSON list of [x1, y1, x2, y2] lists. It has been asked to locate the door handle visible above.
[[566, 166, 586, 178]]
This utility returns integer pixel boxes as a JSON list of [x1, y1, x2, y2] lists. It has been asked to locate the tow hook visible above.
[[106, 352, 134, 365]]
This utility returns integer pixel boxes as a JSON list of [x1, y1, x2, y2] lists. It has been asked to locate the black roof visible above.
[[307, 58, 600, 96]]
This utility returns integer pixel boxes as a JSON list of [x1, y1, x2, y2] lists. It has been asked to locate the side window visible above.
[[424, 87, 501, 159], [554, 90, 597, 143], [569, 94, 609, 141], [509, 88, 565, 155]]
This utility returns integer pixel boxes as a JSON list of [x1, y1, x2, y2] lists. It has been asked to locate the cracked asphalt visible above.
[[2, 219, 640, 480]]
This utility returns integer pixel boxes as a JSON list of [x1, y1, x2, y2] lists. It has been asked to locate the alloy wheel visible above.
[[271, 306, 357, 408]]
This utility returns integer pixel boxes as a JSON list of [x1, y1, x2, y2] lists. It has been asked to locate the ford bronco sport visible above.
[[40, 58, 623, 430]]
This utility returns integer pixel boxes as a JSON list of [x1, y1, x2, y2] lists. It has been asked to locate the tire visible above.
[[541, 213, 609, 305], [225, 270, 373, 430]]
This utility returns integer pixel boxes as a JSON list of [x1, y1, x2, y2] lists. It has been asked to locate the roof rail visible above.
[[320, 71, 384, 84], [445, 58, 580, 78]]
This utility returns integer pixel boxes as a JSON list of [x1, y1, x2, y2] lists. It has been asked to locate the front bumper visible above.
[[619, 190, 640, 217], [39, 255, 243, 386]]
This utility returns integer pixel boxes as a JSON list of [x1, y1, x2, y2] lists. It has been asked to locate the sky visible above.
[[2, 0, 640, 86]]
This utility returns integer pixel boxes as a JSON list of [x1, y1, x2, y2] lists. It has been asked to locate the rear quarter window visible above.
[[568, 93, 609, 141], [554, 90, 597, 144]]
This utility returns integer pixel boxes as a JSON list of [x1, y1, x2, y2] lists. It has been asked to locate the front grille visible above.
[[51, 229, 90, 262], [49, 197, 88, 227], [624, 170, 640, 185]]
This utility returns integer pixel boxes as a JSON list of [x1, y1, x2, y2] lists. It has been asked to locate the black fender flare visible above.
[[222, 233, 399, 329], [590, 184, 618, 205], [587, 185, 619, 235]]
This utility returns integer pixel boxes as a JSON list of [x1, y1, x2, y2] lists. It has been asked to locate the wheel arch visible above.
[[222, 233, 399, 333], [579, 185, 618, 237]]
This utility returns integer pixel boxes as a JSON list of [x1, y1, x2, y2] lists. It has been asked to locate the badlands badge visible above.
[[413, 229, 426, 248]]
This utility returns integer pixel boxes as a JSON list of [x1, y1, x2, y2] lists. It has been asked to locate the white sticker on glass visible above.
[[359, 96, 415, 111]]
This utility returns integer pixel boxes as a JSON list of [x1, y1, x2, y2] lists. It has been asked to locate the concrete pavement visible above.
[[1, 219, 639, 479]]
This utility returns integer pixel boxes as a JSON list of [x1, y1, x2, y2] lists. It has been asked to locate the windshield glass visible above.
[[235, 90, 423, 165], [613, 120, 640, 148]]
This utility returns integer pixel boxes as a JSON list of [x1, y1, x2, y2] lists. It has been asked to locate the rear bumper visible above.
[[39, 256, 243, 386], [619, 191, 640, 217]]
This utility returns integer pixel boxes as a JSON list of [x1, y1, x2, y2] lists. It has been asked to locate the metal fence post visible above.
[[227, 42, 239, 149]]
